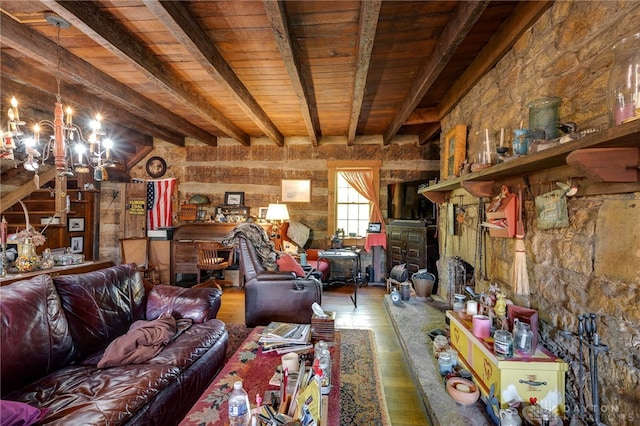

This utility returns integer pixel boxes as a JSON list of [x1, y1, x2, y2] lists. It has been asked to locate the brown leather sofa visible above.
[[0, 263, 228, 426], [238, 235, 322, 327]]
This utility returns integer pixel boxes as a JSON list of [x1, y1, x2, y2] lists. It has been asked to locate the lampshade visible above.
[[189, 194, 210, 205], [265, 203, 289, 221]]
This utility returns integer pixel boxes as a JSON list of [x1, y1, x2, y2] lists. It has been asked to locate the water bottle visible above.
[[228, 381, 250, 426]]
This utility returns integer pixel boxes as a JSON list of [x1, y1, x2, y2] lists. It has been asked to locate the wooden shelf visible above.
[[418, 119, 640, 202]]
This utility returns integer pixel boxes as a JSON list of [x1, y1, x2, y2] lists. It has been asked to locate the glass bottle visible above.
[[40, 248, 55, 270], [512, 128, 529, 155], [438, 351, 453, 376], [493, 330, 513, 358], [608, 33, 640, 125], [514, 322, 534, 357], [15, 237, 40, 272]]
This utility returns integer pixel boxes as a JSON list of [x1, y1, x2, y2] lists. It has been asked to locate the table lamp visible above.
[[266, 202, 289, 250], [189, 194, 210, 221]]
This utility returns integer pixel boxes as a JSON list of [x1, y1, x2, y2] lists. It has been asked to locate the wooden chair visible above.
[[120, 237, 160, 285], [196, 241, 234, 286]]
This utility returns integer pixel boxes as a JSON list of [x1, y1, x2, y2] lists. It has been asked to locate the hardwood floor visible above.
[[216, 284, 432, 426]]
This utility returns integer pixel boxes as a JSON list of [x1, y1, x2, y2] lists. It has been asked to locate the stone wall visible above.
[[439, 2, 640, 424]]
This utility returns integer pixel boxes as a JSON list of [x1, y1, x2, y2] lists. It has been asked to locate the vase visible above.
[[527, 97, 561, 140], [15, 237, 40, 272], [608, 33, 640, 126]]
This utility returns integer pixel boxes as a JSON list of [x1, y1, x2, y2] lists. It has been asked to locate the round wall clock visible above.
[[146, 156, 167, 178]]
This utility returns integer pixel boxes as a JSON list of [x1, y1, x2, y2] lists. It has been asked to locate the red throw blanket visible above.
[[98, 315, 190, 368]]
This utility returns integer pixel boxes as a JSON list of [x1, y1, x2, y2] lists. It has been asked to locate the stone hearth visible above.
[[383, 295, 494, 426]]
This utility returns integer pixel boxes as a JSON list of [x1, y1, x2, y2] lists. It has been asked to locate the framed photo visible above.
[[258, 207, 269, 220], [68, 217, 85, 232], [224, 192, 244, 206], [367, 222, 382, 233], [442, 124, 467, 179], [281, 179, 311, 203], [70, 236, 84, 254]]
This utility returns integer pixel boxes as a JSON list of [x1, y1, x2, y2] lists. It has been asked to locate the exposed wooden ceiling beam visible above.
[[0, 12, 214, 146], [0, 55, 185, 147], [418, 123, 441, 145], [263, 0, 319, 146], [145, 1, 284, 147], [405, 108, 440, 126], [438, 1, 553, 118], [347, 0, 381, 146], [383, 1, 489, 145], [42, 0, 245, 145]]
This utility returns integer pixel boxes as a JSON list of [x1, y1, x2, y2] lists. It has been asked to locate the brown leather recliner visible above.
[[237, 235, 322, 327]]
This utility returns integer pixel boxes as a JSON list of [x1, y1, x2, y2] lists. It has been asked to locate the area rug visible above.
[[181, 326, 390, 426]]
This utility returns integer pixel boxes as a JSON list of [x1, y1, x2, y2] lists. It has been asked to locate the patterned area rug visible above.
[[182, 325, 390, 425]]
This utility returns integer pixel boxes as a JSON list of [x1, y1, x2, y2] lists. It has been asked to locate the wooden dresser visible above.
[[170, 222, 271, 285], [446, 310, 568, 415]]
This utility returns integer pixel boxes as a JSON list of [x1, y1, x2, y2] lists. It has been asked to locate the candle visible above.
[[485, 128, 491, 159], [472, 315, 491, 339], [500, 128, 505, 147], [65, 106, 73, 126], [1, 216, 7, 245], [10, 97, 20, 122]]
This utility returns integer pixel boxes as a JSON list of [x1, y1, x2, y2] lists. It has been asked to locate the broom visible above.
[[512, 186, 529, 295]]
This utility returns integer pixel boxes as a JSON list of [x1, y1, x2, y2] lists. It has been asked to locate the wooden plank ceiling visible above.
[[0, 1, 552, 161]]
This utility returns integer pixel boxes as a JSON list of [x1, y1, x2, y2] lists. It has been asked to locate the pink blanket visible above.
[[98, 315, 188, 368]]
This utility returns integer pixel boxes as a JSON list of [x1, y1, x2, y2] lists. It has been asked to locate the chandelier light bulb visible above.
[[65, 106, 73, 126], [10, 97, 17, 108], [75, 143, 86, 164]]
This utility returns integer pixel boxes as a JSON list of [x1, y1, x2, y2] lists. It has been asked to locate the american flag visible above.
[[147, 178, 176, 230]]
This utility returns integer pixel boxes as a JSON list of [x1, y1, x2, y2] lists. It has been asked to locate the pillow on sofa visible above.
[[276, 254, 305, 277], [0, 400, 48, 426]]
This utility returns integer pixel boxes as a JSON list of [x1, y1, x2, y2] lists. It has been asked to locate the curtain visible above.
[[339, 170, 385, 233]]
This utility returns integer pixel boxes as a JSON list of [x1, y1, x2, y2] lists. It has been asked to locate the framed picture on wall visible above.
[[442, 124, 467, 180], [224, 192, 244, 206], [70, 236, 84, 254], [281, 179, 311, 203], [68, 217, 85, 232]]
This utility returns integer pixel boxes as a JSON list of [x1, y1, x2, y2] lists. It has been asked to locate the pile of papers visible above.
[[259, 322, 313, 354]]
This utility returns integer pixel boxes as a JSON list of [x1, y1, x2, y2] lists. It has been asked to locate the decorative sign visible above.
[[128, 200, 146, 215]]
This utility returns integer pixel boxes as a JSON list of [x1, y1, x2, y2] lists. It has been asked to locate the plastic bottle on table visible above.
[[228, 381, 250, 426]]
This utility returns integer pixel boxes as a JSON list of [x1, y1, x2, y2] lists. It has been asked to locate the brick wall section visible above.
[[439, 2, 640, 423]]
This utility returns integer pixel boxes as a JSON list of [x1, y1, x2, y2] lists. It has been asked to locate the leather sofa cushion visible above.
[[146, 285, 222, 324], [53, 263, 146, 360], [0, 275, 75, 396], [6, 320, 228, 425]]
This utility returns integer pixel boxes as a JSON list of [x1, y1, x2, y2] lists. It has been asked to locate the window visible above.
[[336, 173, 370, 237], [327, 160, 382, 239]]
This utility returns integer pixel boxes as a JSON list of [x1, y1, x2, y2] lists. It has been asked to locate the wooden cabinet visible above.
[[447, 311, 568, 416], [386, 220, 438, 277]]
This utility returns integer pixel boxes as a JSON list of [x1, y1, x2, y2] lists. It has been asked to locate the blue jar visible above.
[[512, 129, 529, 155]]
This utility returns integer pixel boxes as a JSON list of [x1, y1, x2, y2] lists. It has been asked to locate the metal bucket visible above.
[[411, 272, 435, 298]]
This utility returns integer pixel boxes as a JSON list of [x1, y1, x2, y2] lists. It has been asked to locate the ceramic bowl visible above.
[[446, 377, 480, 405]]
